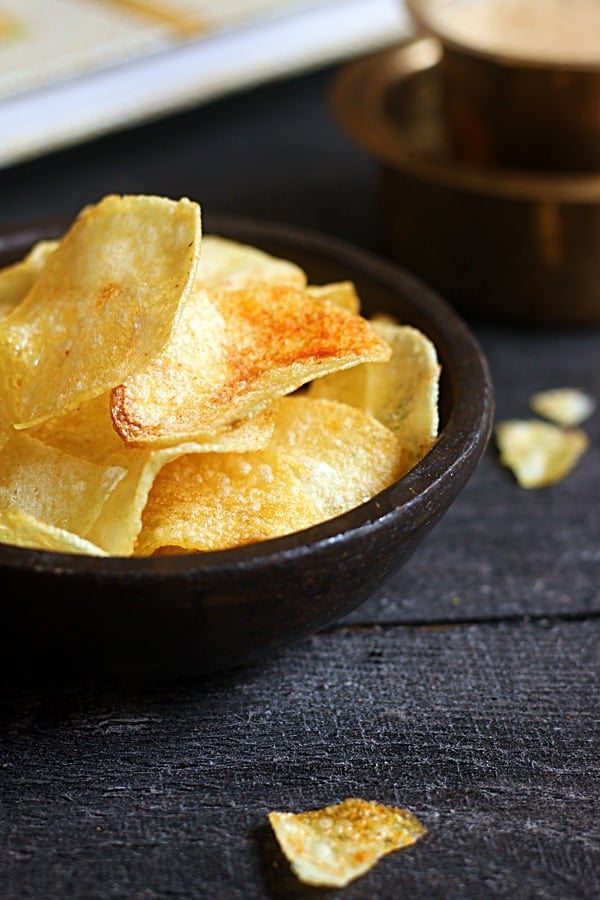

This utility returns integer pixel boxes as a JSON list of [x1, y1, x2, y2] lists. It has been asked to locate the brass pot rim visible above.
[[405, 0, 600, 73], [330, 37, 600, 205]]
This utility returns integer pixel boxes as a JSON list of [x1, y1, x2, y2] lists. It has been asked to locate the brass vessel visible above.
[[331, 38, 600, 326]]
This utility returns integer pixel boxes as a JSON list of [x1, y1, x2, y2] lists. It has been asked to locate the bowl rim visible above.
[[330, 37, 600, 203], [0, 212, 494, 576], [405, 0, 600, 72]]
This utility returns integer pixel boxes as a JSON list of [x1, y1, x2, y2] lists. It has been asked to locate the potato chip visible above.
[[0, 431, 126, 537], [33, 392, 275, 465], [495, 419, 589, 488], [0, 507, 108, 556], [309, 319, 440, 469], [305, 280, 361, 313], [0, 194, 201, 428], [529, 387, 596, 427], [136, 442, 322, 554], [197, 234, 306, 290], [269, 396, 406, 515], [32, 392, 275, 555], [0, 239, 58, 320], [135, 396, 404, 554], [111, 282, 391, 447], [268, 797, 427, 887]]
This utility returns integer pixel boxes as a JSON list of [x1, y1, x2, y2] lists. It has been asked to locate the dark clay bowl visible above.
[[0, 215, 493, 677]]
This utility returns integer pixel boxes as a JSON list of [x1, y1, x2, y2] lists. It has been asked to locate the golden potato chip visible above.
[[111, 283, 391, 447], [32, 392, 275, 555], [269, 396, 406, 515], [0, 239, 58, 320], [309, 319, 440, 469], [197, 234, 306, 290], [0, 431, 126, 537], [92, 410, 275, 555], [305, 280, 361, 313], [33, 392, 275, 465], [530, 387, 596, 427], [268, 797, 427, 887], [135, 396, 404, 555], [0, 194, 201, 428], [495, 419, 589, 488], [136, 443, 323, 554], [0, 507, 108, 556]]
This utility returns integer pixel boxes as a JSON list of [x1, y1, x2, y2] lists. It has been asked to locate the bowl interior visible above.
[[0, 214, 493, 676]]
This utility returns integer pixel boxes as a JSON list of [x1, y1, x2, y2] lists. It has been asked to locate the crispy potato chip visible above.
[[135, 396, 404, 554], [197, 235, 306, 290], [268, 797, 427, 887], [269, 396, 406, 514], [33, 393, 275, 465], [309, 319, 440, 469], [0, 431, 126, 537], [305, 280, 361, 313], [495, 419, 589, 488], [111, 283, 391, 447], [136, 443, 322, 554], [31, 392, 275, 555], [530, 387, 596, 427], [0, 194, 201, 428], [0, 239, 58, 320], [0, 507, 108, 556]]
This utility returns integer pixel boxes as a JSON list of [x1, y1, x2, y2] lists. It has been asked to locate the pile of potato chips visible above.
[[0, 194, 440, 556]]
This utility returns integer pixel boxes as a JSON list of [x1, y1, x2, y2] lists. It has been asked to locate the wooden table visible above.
[[1, 63, 598, 899]]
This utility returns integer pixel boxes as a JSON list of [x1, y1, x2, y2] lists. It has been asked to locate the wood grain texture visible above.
[[2, 620, 598, 899], [346, 324, 600, 626]]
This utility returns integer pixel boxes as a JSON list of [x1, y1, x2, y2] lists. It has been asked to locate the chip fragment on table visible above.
[[529, 387, 596, 427], [495, 419, 589, 488], [268, 797, 427, 887]]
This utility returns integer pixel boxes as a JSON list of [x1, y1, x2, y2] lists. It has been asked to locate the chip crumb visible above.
[[268, 797, 427, 887], [529, 388, 595, 427], [495, 419, 589, 488]]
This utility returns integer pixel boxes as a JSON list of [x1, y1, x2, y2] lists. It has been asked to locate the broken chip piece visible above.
[[268, 797, 427, 887], [495, 419, 589, 488], [529, 387, 596, 428]]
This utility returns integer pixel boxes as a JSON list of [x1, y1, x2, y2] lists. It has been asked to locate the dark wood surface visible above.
[[1, 61, 599, 899]]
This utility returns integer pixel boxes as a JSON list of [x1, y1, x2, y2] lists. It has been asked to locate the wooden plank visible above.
[[2, 619, 597, 898], [346, 325, 600, 626]]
